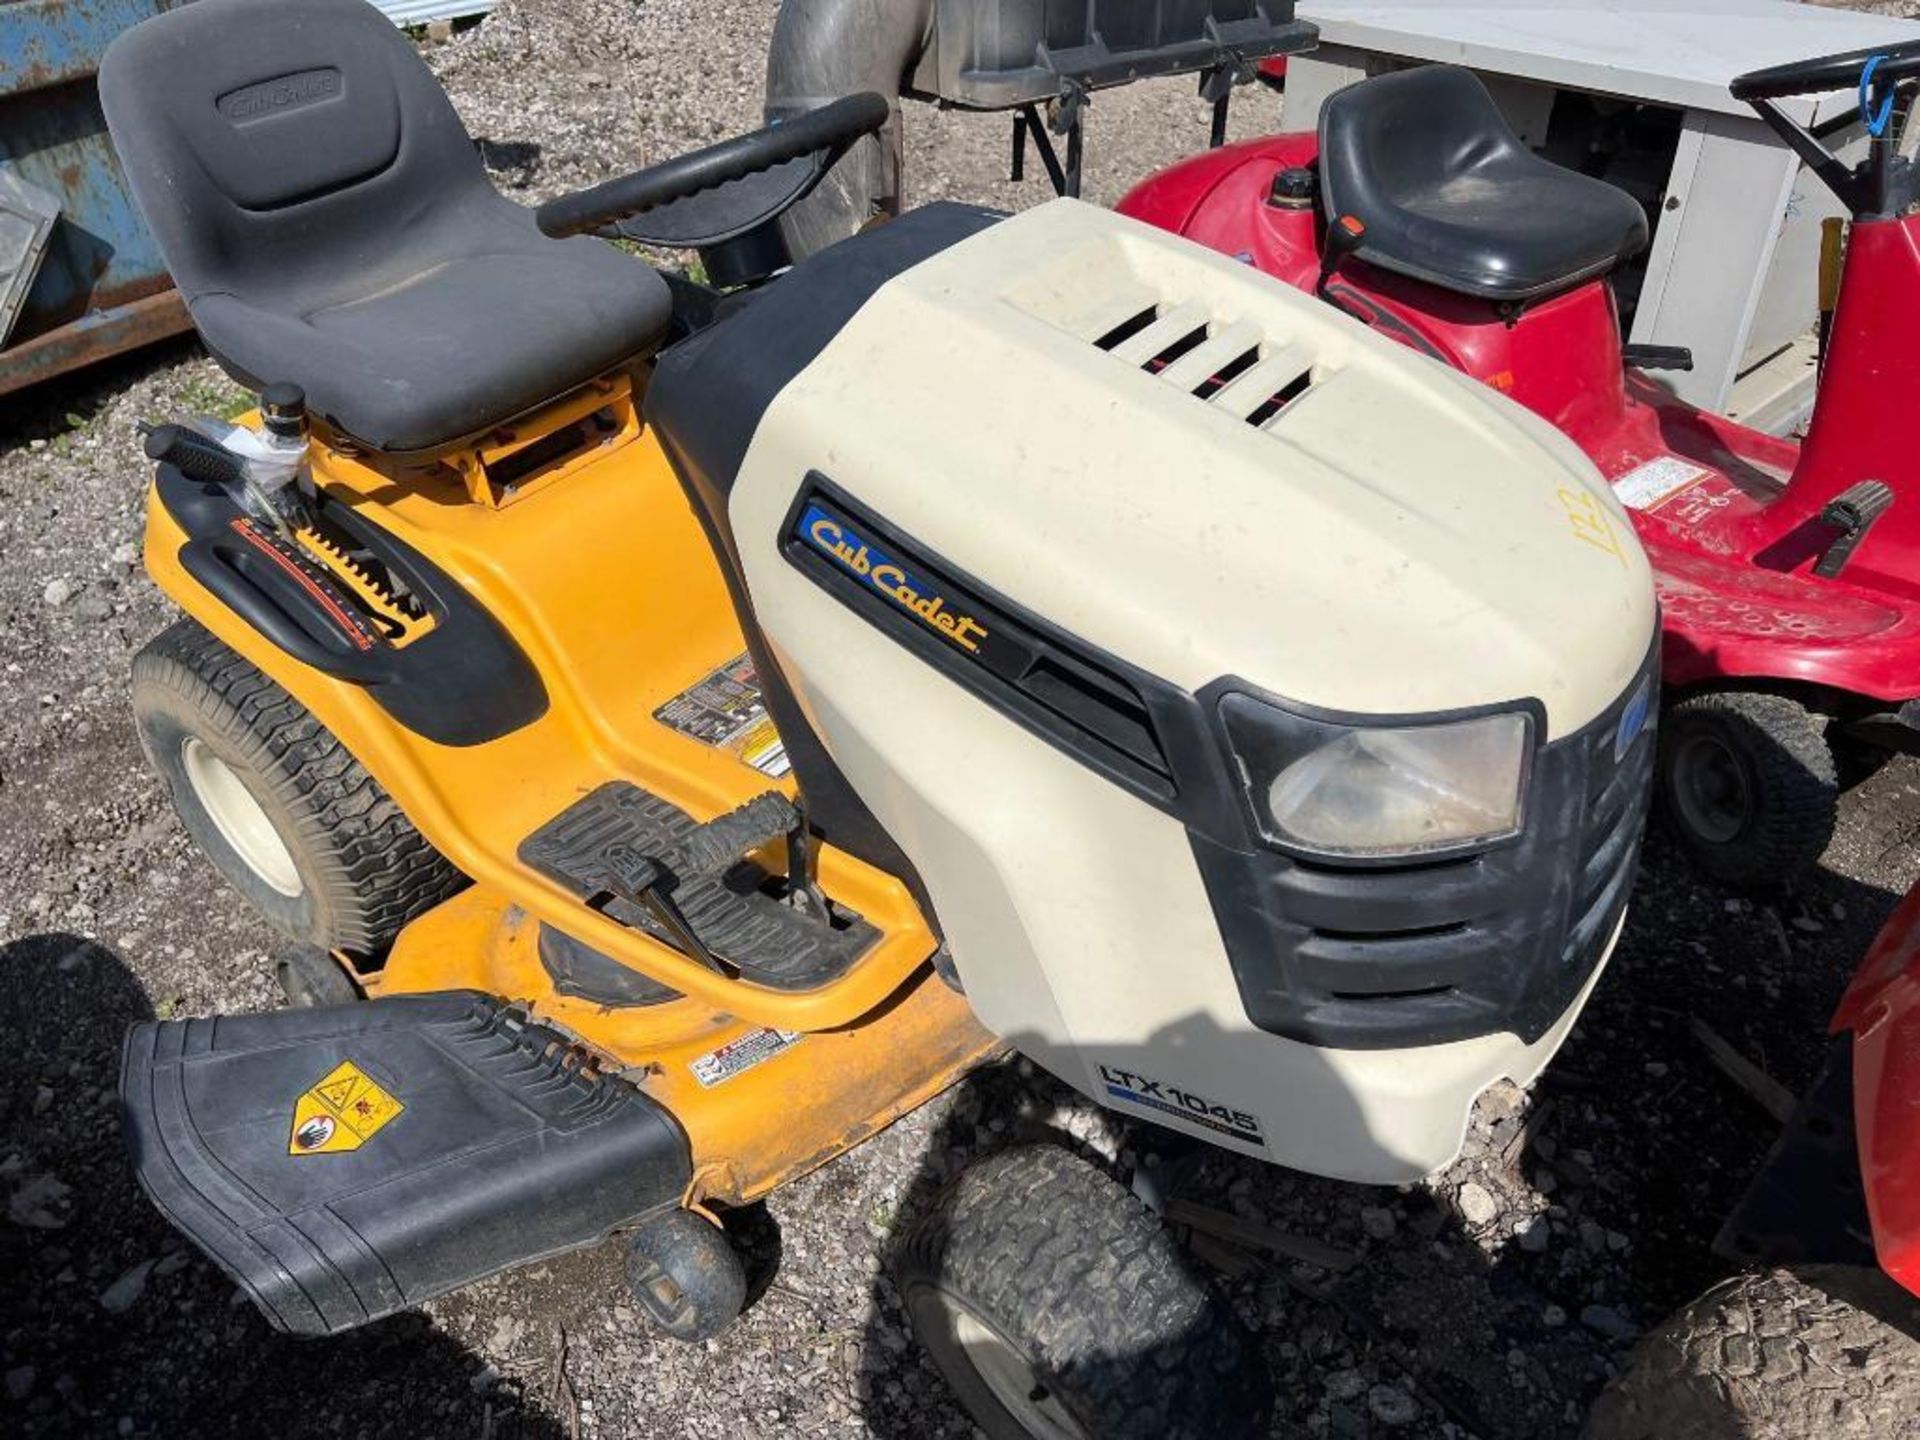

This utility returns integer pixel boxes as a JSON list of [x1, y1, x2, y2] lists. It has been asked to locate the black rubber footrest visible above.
[[519, 782, 876, 990], [120, 992, 691, 1337]]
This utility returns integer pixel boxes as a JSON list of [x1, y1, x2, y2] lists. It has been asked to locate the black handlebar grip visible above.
[[1732, 38, 1920, 101], [143, 423, 247, 488], [535, 91, 891, 238]]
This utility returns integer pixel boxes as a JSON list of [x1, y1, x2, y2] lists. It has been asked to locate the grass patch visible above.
[[177, 372, 254, 420]]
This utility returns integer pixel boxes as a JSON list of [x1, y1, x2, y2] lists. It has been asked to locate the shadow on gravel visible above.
[[0, 932, 565, 1440], [854, 828, 1913, 1440], [0, 336, 205, 457]]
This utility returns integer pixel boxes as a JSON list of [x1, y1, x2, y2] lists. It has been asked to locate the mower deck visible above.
[[121, 991, 692, 1336]]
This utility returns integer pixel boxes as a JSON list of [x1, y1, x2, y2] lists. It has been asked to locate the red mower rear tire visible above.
[[1656, 691, 1837, 889], [132, 619, 465, 956], [1583, 1265, 1920, 1440]]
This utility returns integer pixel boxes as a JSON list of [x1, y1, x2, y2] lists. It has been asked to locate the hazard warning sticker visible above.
[[653, 654, 791, 778], [289, 1059, 404, 1155], [690, 1027, 802, 1087], [1611, 456, 1713, 512]]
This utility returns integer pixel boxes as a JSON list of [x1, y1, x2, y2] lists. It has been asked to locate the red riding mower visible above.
[[1585, 877, 1920, 1436], [1120, 45, 1920, 889]]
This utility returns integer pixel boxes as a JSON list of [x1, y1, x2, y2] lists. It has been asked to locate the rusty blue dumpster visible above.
[[0, 0, 192, 399]]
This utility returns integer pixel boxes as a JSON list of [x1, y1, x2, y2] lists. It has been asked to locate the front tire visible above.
[[1583, 1265, 1920, 1440], [131, 619, 465, 955], [896, 1144, 1272, 1440], [1656, 691, 1837, 888]]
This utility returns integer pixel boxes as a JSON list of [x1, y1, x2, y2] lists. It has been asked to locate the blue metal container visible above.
[[0, 0, 195, 397]]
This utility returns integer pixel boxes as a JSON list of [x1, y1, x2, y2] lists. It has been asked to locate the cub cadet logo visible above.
[[1098, 1065, 1266, 1148], [217, 68, 342, 123], [800, 505, 989, 654]]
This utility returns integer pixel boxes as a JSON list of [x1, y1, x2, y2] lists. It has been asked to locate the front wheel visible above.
[[1656, 691, 1837, 889], [1583, 1265, 1920, 1440], [896, 1144, 1272, 1440]]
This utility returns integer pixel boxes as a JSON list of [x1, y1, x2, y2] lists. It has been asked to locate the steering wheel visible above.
[[1730, 41, 1920, 218], [535, 92, 890, 243], [1732, 38, 1920, 103]]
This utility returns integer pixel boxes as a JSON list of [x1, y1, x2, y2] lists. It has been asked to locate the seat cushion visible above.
[[102, 0, 671, 453], [1318, 67, 1650, 305], [197, 205, 671, 452]]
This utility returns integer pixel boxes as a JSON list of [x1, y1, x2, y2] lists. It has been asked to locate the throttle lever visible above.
[[140, 422, 247, 488]]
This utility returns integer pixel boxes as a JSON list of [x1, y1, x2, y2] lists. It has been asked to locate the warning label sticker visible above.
[[690, 1027, 802, 1088], [289, 1059, 404, 1156], [1611, 456, 1714, 512], [653, 654, 791, 778]]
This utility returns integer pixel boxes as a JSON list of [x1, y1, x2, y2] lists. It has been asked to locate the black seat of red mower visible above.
[[1318, 67, 1649, 305], [100, 0, 671, 453]]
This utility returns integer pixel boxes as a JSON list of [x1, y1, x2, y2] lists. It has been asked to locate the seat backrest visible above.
[[1318, 65, 1525, 212], [101, 0, 491, 302]]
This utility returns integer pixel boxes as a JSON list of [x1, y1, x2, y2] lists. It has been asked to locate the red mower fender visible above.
[[1835, 882, 1920, 1298]]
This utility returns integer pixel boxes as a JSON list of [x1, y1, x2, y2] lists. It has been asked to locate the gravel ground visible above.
[[6, 3, 1920, 1437]]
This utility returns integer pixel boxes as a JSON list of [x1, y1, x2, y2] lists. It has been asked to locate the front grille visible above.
[[1195, 642, 1658, 1050]]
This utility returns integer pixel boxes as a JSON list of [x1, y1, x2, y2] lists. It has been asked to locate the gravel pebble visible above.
[[98, 1261, 155, 1316], [1456, 1181, 1499, 1227], [1368, 1384, 1422, 1428], [1360, 1205, 1397, 1240]]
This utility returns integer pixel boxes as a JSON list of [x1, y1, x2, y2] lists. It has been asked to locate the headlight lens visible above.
[[1220, 697, 1532, 859]]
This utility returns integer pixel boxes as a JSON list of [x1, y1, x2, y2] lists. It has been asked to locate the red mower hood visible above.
[[1835, 882, 1920, 1297]]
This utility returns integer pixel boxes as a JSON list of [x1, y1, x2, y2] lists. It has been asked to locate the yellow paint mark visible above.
[[289, 1059, 404, 1156], [1556, 487, 1627, 568]]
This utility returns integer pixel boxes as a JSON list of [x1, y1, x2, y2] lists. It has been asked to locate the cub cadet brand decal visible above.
[[288, 1059, 404, 1156], [690, 1027, 802, 1087], [797, 503, 990, 654], [1098, 1065, 1266, 1148]]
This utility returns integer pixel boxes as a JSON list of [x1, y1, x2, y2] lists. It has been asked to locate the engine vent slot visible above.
[[1092, 305, 1160, 351], [1064, 293, 1317, 429]]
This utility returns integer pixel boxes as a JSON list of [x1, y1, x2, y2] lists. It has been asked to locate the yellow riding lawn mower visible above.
[[101, 0, 1658, 1433]]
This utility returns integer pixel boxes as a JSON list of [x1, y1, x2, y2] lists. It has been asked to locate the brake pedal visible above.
[[1814, 480, 1894, 578], [519, 782, 873, 989]]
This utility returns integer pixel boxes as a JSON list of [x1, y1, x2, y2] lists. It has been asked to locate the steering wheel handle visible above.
[[1732, 38, 1920, 103], [536, 91, 890, 239]]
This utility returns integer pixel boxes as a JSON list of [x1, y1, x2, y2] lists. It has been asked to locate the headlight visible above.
[[1219, 695, 1533, 859]]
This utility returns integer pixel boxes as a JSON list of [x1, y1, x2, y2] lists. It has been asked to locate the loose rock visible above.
[[99, 1260, 155, 1315], [1457, 1181, 1499, 1227]]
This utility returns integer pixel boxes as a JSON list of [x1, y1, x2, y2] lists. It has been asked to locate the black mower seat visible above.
[[1318, 67, 1649, 305], [100, 0, 671, 453]]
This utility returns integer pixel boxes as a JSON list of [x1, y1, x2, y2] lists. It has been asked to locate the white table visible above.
[[1284, 0, 1920, 429]]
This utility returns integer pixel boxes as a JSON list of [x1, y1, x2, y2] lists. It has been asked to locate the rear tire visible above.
[[896, 1144, 1272, 1440], [131, 619, 465, 955], [1583, 1265, 1920, 1440], [1656, 691, 1836, 889]]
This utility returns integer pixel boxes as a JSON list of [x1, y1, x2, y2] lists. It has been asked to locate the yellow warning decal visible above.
[[288, 1059, 404, 1156]]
